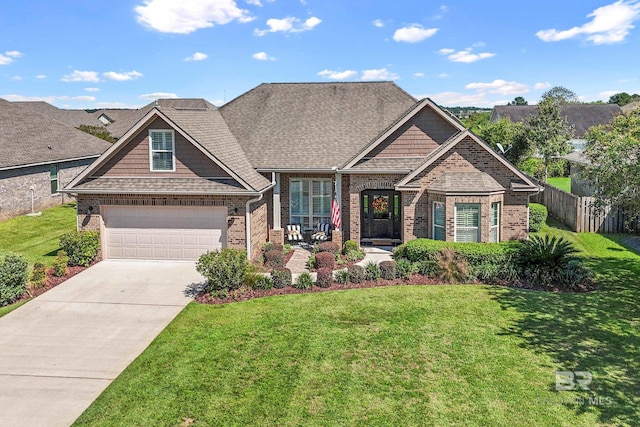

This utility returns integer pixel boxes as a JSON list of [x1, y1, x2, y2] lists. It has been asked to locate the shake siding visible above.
[[93, 117, 230, 178]]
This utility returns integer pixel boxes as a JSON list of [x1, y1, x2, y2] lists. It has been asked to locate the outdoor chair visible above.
[[286, 224, 304, 242], [311, 222, 333, 242]]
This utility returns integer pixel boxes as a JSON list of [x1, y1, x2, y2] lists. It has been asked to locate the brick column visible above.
[[332, 230, 343, 250], [269, 228, 285, 246]]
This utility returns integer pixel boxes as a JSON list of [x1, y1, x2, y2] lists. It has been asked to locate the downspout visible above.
[[245, 173, 277, 261]]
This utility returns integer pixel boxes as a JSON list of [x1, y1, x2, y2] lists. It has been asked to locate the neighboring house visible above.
[[562, 151, 593, 196], [0, 99, 112, 220], [490, 104, 623, 151], [15, 101, 105, 128], [63, 82, 540, 261]]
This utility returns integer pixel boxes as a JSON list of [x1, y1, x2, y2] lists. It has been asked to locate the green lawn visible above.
[[0, 203, 77, 266], [546, 177, 571, 193], [74, 225, 640, 426]]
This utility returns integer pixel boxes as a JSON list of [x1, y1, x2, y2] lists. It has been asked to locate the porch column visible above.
[[273, 172, 281, 229]]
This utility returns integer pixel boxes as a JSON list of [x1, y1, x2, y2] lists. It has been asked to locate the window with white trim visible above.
[[433, 202, 445, 241], [149, 130, 175, 171], [290, 179, 332, 227], [490, 202, 500, 242], [455, 203, 480, 242], [50, 164, 58, 194]]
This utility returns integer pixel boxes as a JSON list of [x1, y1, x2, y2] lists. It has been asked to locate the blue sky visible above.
[[1, 0, 639, 108]]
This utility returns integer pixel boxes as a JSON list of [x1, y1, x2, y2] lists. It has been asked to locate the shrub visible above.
[[59, 231, 100, 267], [394, 258, 414, 280], [307, 254, 316, 269], [264, 249, 285, 269], [436, 249, 469, 284], [52, 251, 68, 277], [271, 268, 292, 288], [263, 242, 284, 253], [415, 259, 439, 277], [558, 259, 593, 291], [0, 254, 29, 306], [335, 269, 349, 284], [347, 265, 366, 283], [249, 274, 273, 290], [30, 263, 47, 288], [294, 272, 313, 290], [364, 261, 381, 282], [379, 261, 396, 280], [529, 203, 548, 232], [517, 235, 578, 288], [317, 241, 340, 254], [316, 268, 333, 288], [342, 240, 359, 255], [196, 248, 248, 293], [394, 239, 517, 264], [315, 252, 336, 269], [344, 249, 365, 262]]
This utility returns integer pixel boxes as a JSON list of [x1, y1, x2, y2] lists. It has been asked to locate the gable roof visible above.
[[65, 99, 271, 194], [13, 101, 104, 128], [490, 104, 623, 138], [342, 98, 465, 169], [0, 99, 112, 170], [219, 82, 417, 170], [396, 130, 539, 192]]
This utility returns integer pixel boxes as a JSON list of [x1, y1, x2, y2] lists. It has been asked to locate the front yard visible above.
[[74, 224, 640, 426]]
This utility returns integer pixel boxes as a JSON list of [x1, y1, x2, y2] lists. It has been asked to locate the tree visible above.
[[508, 96, 528, 106], [583, 110, 640, 228], [462, 111, 490, 134], [477, 119, 530, 165], [524, 101, 574, 181], [77, 125, 115, 143], [540, 86, 578, 104], [608, 92, 640, 106]]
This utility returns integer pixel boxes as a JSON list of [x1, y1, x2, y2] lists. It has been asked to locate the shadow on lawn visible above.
[[489, 244, 640, 426]]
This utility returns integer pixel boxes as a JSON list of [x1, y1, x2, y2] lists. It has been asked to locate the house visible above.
[[15, 101, 105, 128], [490, 104, 623, 151], [0, 99, 112, 220], [62, 82, 540, 261]]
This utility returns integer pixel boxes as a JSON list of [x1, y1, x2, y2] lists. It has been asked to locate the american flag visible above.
[[331, 192, 341, 229]]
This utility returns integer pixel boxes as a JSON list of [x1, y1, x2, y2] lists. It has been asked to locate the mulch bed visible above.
[[17, 261, 97, 302]]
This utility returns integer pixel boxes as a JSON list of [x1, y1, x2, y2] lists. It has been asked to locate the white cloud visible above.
[[534, 82, 552, 90], [318, 69, 358, 80], [246, 0, 262, 5], [414, 72, 425, 77], [12, 76, 22, 81], [1, 94, 57, 103], [600, 90, 620, 99], [135, 0, 253, 34], [252, 51, 276, 61], [416, 91, 495, 108], [61, 70, 100, 82], [95, 101, 144, 108], [361, 68, 399, 81], [210, 99, 225, 106], [438, 73, 449, 78], [185, 52, 208, 61], [72, 96, 96, 102], [140, 92, 179, 99], [536, 0, 640, 44], [103, 70, 143, 81], [465, 79, 530, 95], [439, 47, 495, 63], [0, 51, 23, 65], [393, 24, 438, 43], [254, 16, 321, 35], [373, 19, 384, 28], [84, 87, 100, 92], [36, 74, 47, 79]]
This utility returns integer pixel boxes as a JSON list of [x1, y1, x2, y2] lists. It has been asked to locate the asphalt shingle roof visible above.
[[219, 82, 417, 169], [0, 99, 112, 169], [14, 101, 104, 128], [427, 171, 504, 193], [73, 177, 246, 193], [491, 104, 623, 138]]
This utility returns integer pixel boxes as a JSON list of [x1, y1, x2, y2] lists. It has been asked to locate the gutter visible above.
[[59, 188, 263, 196], [245, 173, 277, 260]]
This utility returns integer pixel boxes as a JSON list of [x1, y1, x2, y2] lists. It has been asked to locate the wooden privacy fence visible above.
[[529, 178, 639, 233]]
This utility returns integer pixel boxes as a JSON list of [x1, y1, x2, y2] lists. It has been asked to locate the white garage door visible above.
[[103, 206, 227, 261]]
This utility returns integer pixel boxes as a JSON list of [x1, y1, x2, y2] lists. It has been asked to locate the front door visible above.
[[361, 190, 401, 240]]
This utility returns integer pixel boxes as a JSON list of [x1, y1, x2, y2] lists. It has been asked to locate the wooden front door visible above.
[[361, 190, 401, 240]]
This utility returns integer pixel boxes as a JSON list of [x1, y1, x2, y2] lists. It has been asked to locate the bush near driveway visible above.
[[0, 254, 29, 306], [59, 231, 100, 267], [196, 248, 248, 294]]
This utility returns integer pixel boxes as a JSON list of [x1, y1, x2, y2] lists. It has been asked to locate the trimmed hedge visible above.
[[196, 248, 248, 293], [317, 241, 340, 254], [264, 249, 285, 269], [347, 265, 366, 283], [316, 268, 333, 288], [394, 239, 518, 264], [529, 203, 548, 232], [315, 252, 336, 269], [60, 231, 100, 267]]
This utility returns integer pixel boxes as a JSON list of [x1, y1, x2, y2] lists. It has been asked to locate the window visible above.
[[455, 203, 480, 242], [149, 130, 175, 171], [50, 164, 58, 194], [290, 179, 332, 227], [433, 202, 445, 241], [490, 202, 500, 242]]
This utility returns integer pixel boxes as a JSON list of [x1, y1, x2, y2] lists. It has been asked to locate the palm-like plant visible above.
[[518, 235, 577, 270]]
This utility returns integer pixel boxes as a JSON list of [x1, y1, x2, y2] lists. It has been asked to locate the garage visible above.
[[102, 206, 227, 261]]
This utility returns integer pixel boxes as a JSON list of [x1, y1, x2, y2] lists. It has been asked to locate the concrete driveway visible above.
[[0, 261, 204, 427]]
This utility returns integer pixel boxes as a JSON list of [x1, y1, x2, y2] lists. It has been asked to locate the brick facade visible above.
[[0, 159, 92, 220]]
